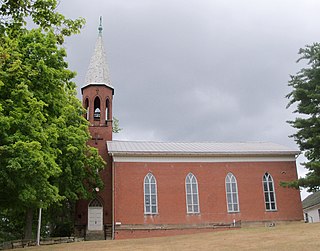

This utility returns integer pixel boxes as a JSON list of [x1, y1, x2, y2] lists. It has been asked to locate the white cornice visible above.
[[111, 155, 297, 163]]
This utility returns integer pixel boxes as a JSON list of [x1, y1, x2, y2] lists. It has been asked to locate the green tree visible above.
[[0, 0, 84, 42], [286, 43, 320, 192], [112, 116, 122, 133], [0, 0, 105, 240]]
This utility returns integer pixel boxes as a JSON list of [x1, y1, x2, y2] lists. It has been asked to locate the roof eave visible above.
[[303, 203, 320, 210], [108, 151, 299, 158], [81, 82, 114, 95]]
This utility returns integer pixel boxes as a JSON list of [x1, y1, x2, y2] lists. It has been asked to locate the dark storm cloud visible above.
[[58, 0, 320, 197]]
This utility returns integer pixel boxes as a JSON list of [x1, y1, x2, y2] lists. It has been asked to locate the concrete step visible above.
[[85, 230, 105, 241]]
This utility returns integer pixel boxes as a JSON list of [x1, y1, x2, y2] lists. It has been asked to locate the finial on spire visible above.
[[98, 16, 103, 34]]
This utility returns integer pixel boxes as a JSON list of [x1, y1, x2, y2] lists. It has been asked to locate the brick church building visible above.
[[75, 21, 303, 240]]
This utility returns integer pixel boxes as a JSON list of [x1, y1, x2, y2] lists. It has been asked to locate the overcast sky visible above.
[[57, 0, 320, 199]]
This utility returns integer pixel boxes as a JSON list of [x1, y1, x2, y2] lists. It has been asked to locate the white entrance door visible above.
[[88, 207, 103, 231]]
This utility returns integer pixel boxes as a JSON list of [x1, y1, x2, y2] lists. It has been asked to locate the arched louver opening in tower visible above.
[[84, 98, 89, 120], [94, 96, 101, 120], [106, 98, 110, 124]]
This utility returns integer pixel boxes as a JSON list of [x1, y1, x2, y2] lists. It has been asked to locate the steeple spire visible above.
[[83, 16, 113, 90]]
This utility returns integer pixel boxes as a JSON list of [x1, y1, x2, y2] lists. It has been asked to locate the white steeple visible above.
[[83, 17, 113, 90]]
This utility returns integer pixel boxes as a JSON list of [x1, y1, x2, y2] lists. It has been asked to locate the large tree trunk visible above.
[[24, 208, 33, 240]]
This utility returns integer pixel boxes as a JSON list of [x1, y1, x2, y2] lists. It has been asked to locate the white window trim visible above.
[[185, 173, 200, 214], [263, 173, 277, 211], [144, 173, 158, 215], [225, 172, 240, 213]]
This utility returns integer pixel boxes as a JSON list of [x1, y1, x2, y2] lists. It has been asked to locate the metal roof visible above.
[[107, 141, 299, 156], [83, 23, 113, 90], [302, 191, 320, 209]]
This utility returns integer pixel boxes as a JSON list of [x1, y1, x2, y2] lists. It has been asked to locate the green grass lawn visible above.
[[26, 222, 320, 251]]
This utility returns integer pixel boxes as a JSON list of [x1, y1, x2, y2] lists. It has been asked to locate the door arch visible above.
[[88, 198, 103, 231]]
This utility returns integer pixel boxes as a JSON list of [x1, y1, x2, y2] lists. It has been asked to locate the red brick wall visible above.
[[114, 161, 303, 229]]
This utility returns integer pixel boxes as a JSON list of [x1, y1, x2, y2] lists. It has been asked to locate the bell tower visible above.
[[81, 16, 114, 143], [76, 17, 114, 237]]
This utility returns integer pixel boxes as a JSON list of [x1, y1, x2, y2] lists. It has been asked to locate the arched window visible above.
[[225, 173, 239, 212], [84, 98, 89, 120], [263, 173, 277, 211], [105, 98, 110, 122], [94, 96, 101, 120], [185, 173, 200, 213], [144, 173, 158, 214]]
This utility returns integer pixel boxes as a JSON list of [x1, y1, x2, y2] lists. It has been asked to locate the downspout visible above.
[[112, 154, 115, 240]]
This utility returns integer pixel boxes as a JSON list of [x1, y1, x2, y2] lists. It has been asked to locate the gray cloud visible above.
[[58, 0, 320, 198]]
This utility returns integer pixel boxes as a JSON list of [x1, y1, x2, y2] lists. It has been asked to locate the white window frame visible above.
[[185, 173, 200, 214], [144, 173, 158, 215], [263, 173, 277, 211], [225, 172, 240, 213]]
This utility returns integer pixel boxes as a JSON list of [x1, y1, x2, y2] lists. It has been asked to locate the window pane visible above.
[[227, 194, 232, 203], [232, 193, 238, 204], [193, 194, 198, 204], [151, 184, 156, 193], [226, 183, 231, 193], [145, 195, 150, 205], [192, 184, 197, 193], [270, 192, 275, 202], [231, 183, 236, 192], [186, 184, 191, 193], [271, 203, 275, 210], [145, 184, 150, 194], [188, 205, 192, 212], [263, 182, 268, 191], [193, 205, 199, 213], [266, 203, 270, 210], [234, 204, 238, 211], [269, 182, 274, 191], [151, 195, 156, 204], [187, 194, 192, 204], [145, 206, 150, 213], [264, 192, 269, 202], [228, 203, 232, 211], [152, 206, 157, 213]]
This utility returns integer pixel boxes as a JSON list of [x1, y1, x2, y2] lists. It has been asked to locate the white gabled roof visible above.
[[302, 191, 320, 209], [107, 141, 299, 156]]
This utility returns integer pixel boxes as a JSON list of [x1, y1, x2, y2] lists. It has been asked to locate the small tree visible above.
[[286, 43, 320, 192], [112, 116, 122, 133]]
